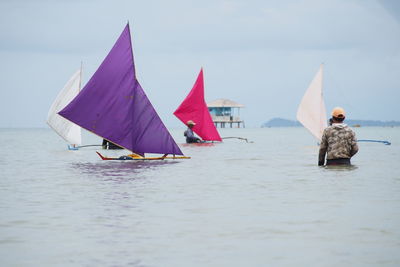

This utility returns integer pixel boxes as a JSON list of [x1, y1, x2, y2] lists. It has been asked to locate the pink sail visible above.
[[174, 69, 222, 141]]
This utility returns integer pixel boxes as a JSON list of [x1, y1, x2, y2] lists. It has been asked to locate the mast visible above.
[[79, 61, 83, 92], [320, 63, 325, 134]]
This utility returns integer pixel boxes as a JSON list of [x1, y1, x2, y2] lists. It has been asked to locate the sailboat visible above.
[[174, 68, 222, 142], [59, 24, 189, 160], [296, 64, 327, 142], [297, 64, 391, 145], [47, 67, 82, 149]]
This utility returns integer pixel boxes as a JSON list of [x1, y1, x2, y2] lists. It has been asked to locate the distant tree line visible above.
[[262, 118, 400, 127]]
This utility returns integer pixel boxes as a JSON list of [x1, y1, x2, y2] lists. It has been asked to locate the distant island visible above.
[[262, 118, 400, 127]]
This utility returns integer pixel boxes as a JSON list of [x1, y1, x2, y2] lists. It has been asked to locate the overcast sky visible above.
[[0, 0, 399, 128]]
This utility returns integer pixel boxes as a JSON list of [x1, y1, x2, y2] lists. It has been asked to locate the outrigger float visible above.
[[59, 24, 189, 161]]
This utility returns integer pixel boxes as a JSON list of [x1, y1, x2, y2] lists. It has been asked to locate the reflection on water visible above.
[[1, 127, 400, 266], [322, 165, 359, 171], [72, 161, 179, 178]]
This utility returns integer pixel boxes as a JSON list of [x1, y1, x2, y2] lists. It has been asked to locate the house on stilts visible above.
[[207, 99, 245, 128]]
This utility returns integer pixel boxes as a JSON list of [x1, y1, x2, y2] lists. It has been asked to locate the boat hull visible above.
[[96, 152, 190, 161]]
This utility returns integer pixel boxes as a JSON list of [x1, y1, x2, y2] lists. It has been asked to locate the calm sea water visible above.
[[0, 127, 399, 266]]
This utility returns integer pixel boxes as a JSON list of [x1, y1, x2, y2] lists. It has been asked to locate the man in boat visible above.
[[318, 107, 359, 166], [184, 120, 202, 143], [102, 139, 123, 149]]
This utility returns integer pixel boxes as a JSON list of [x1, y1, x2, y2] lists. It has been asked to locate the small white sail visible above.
[[296, 64, 327, 141], [47, 69, 82, 146]]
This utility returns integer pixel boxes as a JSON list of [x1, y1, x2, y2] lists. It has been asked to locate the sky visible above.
[[0, 0, 399, 128]]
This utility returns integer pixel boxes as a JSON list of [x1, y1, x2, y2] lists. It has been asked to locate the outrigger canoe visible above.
[[96, 152, 190, 161], [59, 24, 189, 160]]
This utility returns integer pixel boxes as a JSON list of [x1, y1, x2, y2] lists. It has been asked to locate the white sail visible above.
[[296, 64, 327, 141], [47, 69, 82, 145]]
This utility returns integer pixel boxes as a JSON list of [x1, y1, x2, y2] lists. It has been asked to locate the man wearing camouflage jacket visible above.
[[318, 107, 359, 166]]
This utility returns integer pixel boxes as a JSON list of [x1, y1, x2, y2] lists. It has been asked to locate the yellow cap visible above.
[[331, 107, 345, 118]]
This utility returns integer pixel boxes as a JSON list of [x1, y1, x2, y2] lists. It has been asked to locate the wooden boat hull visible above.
[[96, 152, 190, 161]]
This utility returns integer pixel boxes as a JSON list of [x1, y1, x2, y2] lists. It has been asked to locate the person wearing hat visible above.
[[318, 107, 359, 166], [184, 120, 202, 143]]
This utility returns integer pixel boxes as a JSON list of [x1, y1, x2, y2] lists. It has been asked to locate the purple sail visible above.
[[59, 24, 183, 155]]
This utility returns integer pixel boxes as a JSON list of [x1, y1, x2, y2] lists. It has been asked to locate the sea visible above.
[[0, 127, 399, 267]]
